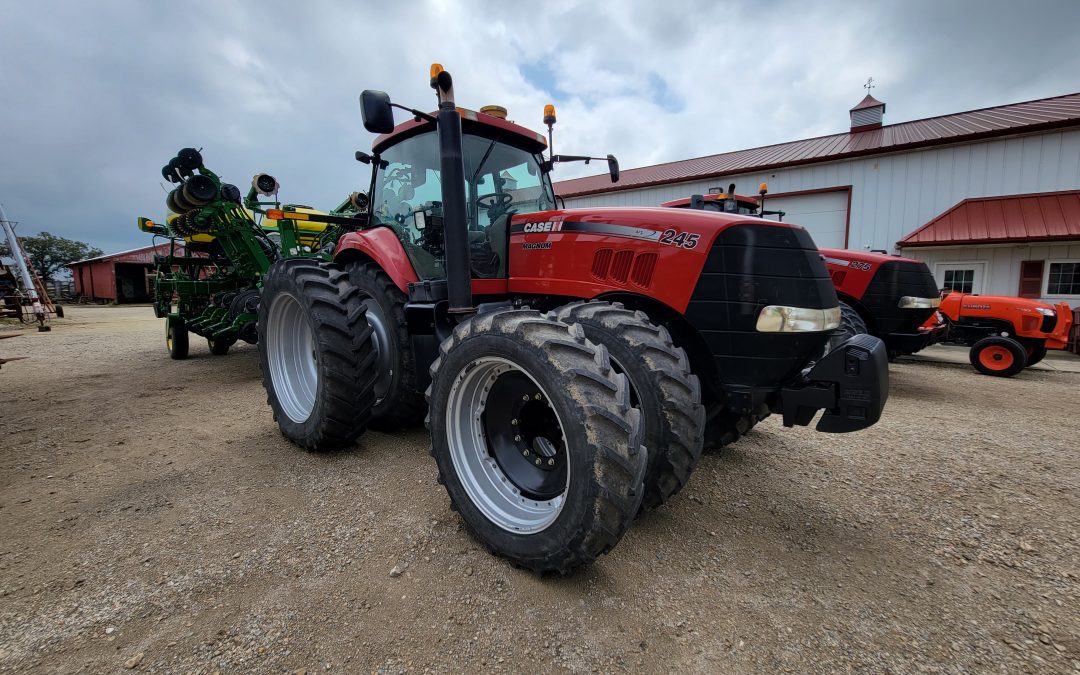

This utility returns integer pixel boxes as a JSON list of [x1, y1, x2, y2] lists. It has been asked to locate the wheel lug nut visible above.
[[548, 458, 554, 466], [514, 435, 521, 442], [523, 449, 529, 456], [534, 393, 542, 400], [535, 458, 541, 465], [522, 395, 530, 401], [511, 419, 518, 425]]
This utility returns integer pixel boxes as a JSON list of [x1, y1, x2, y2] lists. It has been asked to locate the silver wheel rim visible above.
[[266, 293, 318, 423], [445, 356, 568, 533], [362, 298, 392, 404]]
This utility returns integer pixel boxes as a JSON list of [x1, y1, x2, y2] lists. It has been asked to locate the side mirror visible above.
[[360, 90, 395, 134], [607, 155, 620, 183]]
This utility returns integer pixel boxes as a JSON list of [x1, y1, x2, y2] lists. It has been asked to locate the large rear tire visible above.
[[345, 262, 426, 430], [1025, 343, 1048, 367], [426, 310, 646, 574], [554, 301, 704, 509], [258, 259, 378, 450], [969, 336, 1026, 377]]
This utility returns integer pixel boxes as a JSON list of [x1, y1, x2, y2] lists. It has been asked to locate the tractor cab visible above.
[[660, 184, 786, 220], [366, 109, 555, 281]]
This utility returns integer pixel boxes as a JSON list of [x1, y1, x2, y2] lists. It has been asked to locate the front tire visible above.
[[427, 310, 646, 574], [258, 259, 378, 450], [345, 262, 426, 430], [970, 336, 1027, 377], [554, 301, 704, 509], [167, 317, 189, 360], [831, 301, 868, 346]]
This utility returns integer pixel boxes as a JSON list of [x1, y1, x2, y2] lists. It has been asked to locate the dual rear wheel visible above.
[[258, 262, 721, 572]]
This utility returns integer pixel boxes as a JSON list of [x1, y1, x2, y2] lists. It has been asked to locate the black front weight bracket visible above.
[[778, 333, 889, 433]]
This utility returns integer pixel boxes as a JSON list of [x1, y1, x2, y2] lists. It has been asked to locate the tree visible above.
[[0, 232, 103, 282]]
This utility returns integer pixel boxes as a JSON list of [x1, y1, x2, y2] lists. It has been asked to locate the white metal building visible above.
[[553, 93, 1080, 302]]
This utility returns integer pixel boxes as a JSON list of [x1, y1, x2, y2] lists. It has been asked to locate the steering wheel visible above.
[[477, 193, 513, 212]]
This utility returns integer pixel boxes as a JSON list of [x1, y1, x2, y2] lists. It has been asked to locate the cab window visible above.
[[371, 130, 554, 280]]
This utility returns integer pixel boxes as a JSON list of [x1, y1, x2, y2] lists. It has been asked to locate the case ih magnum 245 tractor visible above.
[[257, 66, 889, 573], [663, 190, 945, 358]]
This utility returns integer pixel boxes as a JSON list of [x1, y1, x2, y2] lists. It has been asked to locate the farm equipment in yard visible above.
[[662, 190, 947, 359], [929, 291, 1073, 377], [0, 204, 63, 332], [257, 65, 890, 573], [139, 149, 351, 359]]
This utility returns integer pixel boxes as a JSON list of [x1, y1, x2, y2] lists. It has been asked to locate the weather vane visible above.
[[864, 77, 875, 92]]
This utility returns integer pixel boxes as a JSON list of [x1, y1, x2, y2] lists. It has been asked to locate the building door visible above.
[[934, 262, 986, 295], [1018, 260, 1044, 298], [760, 190, 848, 248]]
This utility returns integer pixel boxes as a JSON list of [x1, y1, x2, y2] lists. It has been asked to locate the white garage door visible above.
[[761, 191, 848, 248]]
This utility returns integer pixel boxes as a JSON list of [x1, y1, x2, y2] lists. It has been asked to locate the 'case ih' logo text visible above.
[[522, 221, 563, 233]]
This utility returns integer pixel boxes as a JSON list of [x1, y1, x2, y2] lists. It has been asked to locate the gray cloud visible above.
[[1, 0, 1077, 254]]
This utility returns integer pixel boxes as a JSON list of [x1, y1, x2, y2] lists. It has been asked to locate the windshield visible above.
[[371, 130, 555, 280]]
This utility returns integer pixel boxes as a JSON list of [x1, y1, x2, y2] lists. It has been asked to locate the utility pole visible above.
[[0, 201, 48, 328]]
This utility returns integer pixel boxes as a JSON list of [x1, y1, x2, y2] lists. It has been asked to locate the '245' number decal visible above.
[[659, 229, 700, 249]]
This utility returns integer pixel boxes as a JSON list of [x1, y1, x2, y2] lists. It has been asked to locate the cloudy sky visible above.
[[1, 0, 1077, 255]]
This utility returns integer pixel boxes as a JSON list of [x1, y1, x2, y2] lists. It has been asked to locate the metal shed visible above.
[[68, 243, 174, 303]]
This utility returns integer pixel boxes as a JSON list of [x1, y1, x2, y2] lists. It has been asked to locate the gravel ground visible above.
[[1, 305, 1078, 674]]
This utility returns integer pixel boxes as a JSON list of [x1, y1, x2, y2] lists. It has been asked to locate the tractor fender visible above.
[[333, 228, 418, 293]]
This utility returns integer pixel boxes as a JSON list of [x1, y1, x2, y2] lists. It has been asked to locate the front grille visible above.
[[863, 260, 939, 334], [1041, 313, 1058, 334], [684, 223, 836, 387]]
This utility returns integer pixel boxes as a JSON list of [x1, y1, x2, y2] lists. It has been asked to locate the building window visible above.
[[1047, 262, 1080, 296], [943, 268, 975, 294]]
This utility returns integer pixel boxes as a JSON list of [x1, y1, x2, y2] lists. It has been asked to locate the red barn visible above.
[[68, 243, 175, 303]]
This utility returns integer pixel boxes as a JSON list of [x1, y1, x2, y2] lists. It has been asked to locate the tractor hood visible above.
[[943, 291, 1059, 314]]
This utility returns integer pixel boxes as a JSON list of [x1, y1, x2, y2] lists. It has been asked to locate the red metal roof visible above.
[[898, 190, 1080, 248], [554, 92, 1080, 198], [68, 242, 174, 267], [851, 94, 885, 111]]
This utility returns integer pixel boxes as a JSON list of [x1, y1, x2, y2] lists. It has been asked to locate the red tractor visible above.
[[257, 66, 889, 573], [929, 291, 1073, 376], [662, 190, 946, 358]]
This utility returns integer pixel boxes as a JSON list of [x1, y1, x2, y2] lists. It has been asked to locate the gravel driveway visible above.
[[1, 305, 1078, 673]]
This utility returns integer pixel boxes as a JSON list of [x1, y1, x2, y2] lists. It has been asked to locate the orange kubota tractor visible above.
[[928, 292, 1073, 377]]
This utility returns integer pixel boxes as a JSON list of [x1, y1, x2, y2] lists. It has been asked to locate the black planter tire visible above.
[[345, 262, 427, 430], [426, 309, 647, 574], [969, 336, 1027, 377], [554, 301, 704, 509], [258, 258, 378, 451], [167, 317, 189, 360], [207, 336, 236, 356]]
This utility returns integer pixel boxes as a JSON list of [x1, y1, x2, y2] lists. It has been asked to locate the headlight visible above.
[[1036, 307, 1055, 317], [756, 305, 841, 332], [898, 296, 941, 309]]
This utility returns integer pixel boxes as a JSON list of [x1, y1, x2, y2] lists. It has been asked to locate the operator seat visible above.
[[485, 213, 510, 278]]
